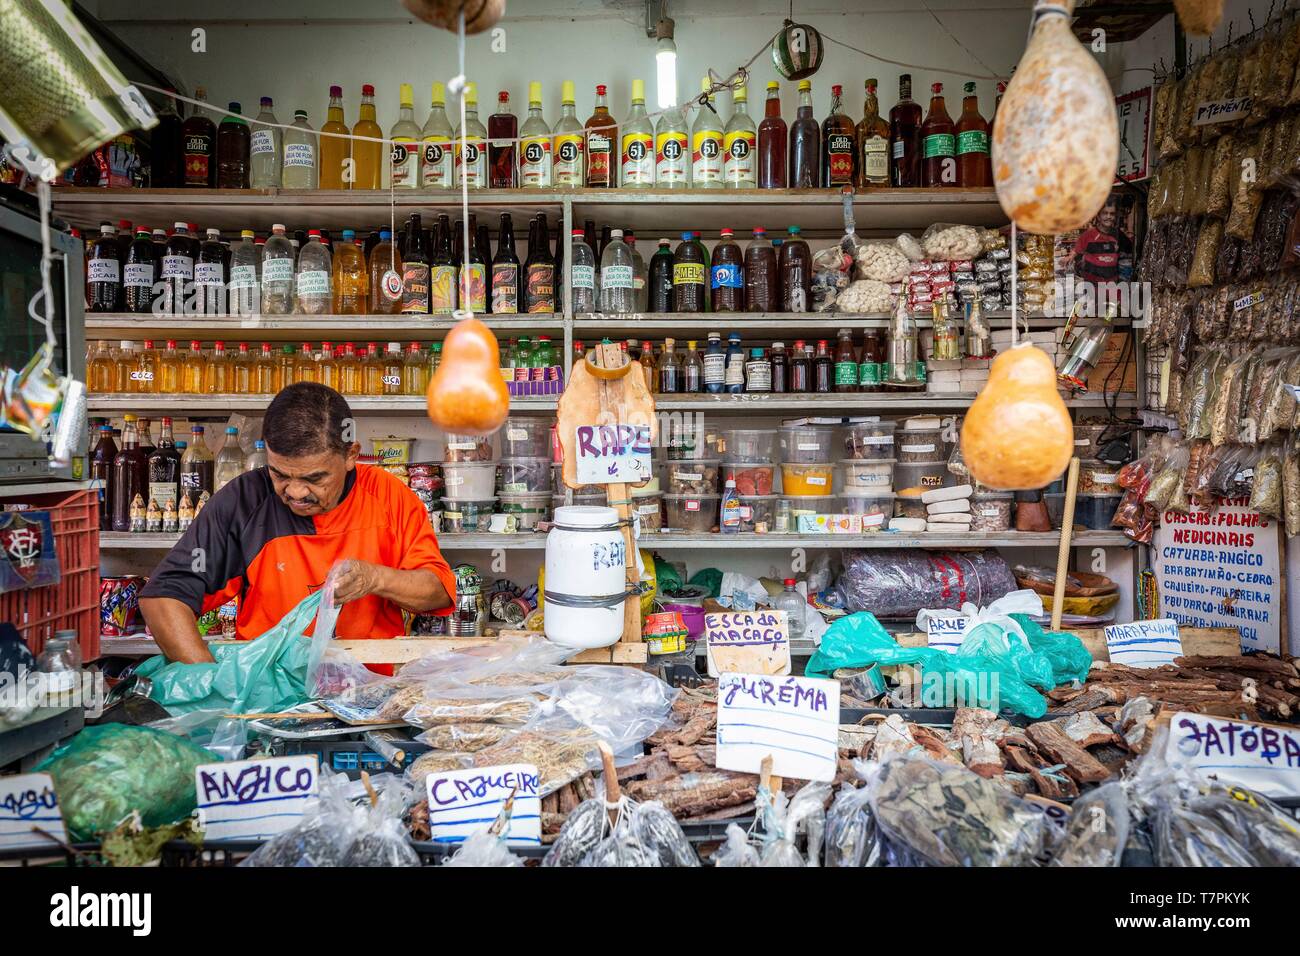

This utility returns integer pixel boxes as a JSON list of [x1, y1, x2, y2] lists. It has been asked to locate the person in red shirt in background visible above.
[[1072, 197, 1123, 285], [140, 382, 455, 664]]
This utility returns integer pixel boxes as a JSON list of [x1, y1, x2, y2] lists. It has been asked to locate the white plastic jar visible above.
[[544, 505, 628, 649]]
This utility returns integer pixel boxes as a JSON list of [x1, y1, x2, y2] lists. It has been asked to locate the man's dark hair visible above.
[[263, 382, 353, 457]]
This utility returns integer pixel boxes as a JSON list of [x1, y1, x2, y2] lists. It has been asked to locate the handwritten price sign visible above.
[[1167, 712, 1300, 799], [705, 610, 791, 677], [715, 673, 839, 782], [425, 763, 542, 846], [194, 754, 318, 841]]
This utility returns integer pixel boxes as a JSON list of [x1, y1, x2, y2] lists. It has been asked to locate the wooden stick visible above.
[[597, 740, 621, 825], [759, 754, 783, 796], [1051, 457, 1081, 633], [222, 711, 338, 721]]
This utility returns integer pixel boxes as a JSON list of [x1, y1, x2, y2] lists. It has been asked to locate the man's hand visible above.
[[330, 559, 388, 606]]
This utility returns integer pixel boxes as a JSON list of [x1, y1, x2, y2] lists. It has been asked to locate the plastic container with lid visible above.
[[893, 460, 952, 497], [722, 428, 778, 462], [666, 421, 724, 460], [549, 463, 609, 497], [842, 420, 897, 461], [497, 492, 552, 530], [497, 457, 552, 494], [840, 458, 894, 493], [1078, 492, 1121, 530], [782, 495, 836, 519], [1073, 422, 1109, 459], [724, 462, 775, 496], [498, 417, 552, 458], [896, 427, 945, 463], [443, 432, 496, 462], [664, 458, 721, 495], [441, 497, 496, 532], [1079, 459, 1121, 496], [894, 492, 927, 521], [778, 425, 837, 464], [632, 492, 664, 531], [663, 493, 720, 532], [545, 505, 625, 649], [442, 461, 497, 498], [737, 494, 777, 533], [841, 492, 893, 530], [970, 489, 1014, 531], [781, 462, 835, 496]]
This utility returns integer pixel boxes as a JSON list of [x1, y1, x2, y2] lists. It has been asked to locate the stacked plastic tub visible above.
[[496, 417, 553, 530], [893, 420, 952, 524], [723, 429, 778, 534], [839, 420, 895, 530], [441, 431, 499, 532], [779, 425, 838, 531]]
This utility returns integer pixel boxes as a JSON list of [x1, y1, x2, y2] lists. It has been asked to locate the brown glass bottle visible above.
[[788, 81, 820, 189], [111, 415, 148, 532], [956, 82, 991, 187], [812, 339, 833, 393], [921, 82, 956, 188], [834, 329, 858, 393], [91, 424, 117, 530], [743, 227, 778, 312], [889, 74, 922, 188], [757, 82, 787, 188], [789, 339, 810, 393], [821, 85, 856, 187], [584, 85, 617, 187], [779, 226, 812, 313], [770, 342, 789, 393], [855, 79, 891, 187], [182, 86, 217, 188]]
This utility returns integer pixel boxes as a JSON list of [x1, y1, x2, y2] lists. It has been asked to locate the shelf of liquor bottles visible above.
[[85, 313, 564, 342], [98, 530, 1133, 551], [52, 186, 1006, 238], [86, 394, 560, 415]]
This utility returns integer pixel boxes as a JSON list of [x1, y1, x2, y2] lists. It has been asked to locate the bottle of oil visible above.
[[255, 343, 276, 393], [156, 340, 181, 394], [182, 340, 206, 394], [317, 341, 339, 390], [352, 84, 383, 189], [295, 342, 318, 384], [339, 342, 362, 394], [231, 342, 253, 393], [319, 86, 348, 189], [277, 345, 296, 391], [402, 342, 426, 395], [204, 341, 230, 393], [135, 340, 159, 393], [363, 343, 384, 395], [381, 342, 404, 395], [113, 342, 133, 392], [88, 341, 115, 392]]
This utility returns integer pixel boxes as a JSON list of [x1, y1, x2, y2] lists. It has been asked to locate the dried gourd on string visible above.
[[1188, 219, 1223, 287]]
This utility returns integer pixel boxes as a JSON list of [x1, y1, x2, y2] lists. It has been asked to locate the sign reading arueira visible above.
[[1152, 498, 1280, 653], [705, 610, 791, 677]]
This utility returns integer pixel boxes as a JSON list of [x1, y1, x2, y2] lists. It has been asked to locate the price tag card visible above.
[[425, 763, 542, 847], [705, 610, 791, 678], [715, 673, 839, 782], [1167, 712, 1300, 800], [574, 423, 652, 485], [1104, 618, 1183, 668], [194, 754, 317, 841], [0, 773, 67, 850], [925, 614, 969, 654]]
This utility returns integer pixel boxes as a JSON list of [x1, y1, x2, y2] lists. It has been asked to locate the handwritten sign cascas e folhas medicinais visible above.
[[715, 673, 839, 782], [705, 610, 791, 678], [425, 763, 542, 846], [0, 772, 68, 851], [1167, 712, 1300, 800], [193, 754, 318, 841]]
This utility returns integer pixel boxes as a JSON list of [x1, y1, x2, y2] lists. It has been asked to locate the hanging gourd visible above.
[[426, 316, 510, 435], [961, 343, 1073, 490], [1173, 0, 1224, 36], [401, 0, 507, 34], [992, 0, 1118, 235], [771, 19, 824, 80]]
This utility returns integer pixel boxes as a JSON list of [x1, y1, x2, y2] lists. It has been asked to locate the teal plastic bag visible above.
[[805, 610, 1092, 718], [37, 724, 216, 842], [136, 589, 322, 719], [688, 568, 722, 598]]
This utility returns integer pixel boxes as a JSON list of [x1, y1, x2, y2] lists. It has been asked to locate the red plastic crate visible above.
[[0, 488, 100, 660]]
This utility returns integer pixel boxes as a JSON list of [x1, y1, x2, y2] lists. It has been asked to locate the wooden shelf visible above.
[[86, 313, 562, 341], [86, 394, 558, 415]]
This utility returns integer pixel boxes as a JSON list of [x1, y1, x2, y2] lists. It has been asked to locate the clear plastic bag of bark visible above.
[[549, 796, 697, 867], [1127, 726, 1300, 867], [712, 822, 760, 867], [1143, 442, 1190, 512], [1249, 443, 1285, 519], [242, 770, 419, 867], [1047, 782, 1130, 867], [1243, 348, 1292, 443], [755, 779, 831, 867], [1187, 218, 1222, 287], [860, 753, 1049, 866], [824, 778, 878, 867], [441, 794, 524, 867]]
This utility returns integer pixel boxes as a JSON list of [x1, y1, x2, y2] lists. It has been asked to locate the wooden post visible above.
[[1051, 457, 1081, 632], [592, 342, 643, 644]]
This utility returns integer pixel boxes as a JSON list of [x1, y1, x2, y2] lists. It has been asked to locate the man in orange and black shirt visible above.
[[140, 382, 456, 664]]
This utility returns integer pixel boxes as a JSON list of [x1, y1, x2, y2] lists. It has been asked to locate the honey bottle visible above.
[[255, 343, 276, 393], [114, 341, 134, 391], [381, 342, 404, 396], [402, 342, 426, 395], [363, 342, 383, 395], [276, 345, 296, 391], [158, 339, 182, 394], [317, 341, 339, 391], [88, 340, 115, 392], [134, 340, 159, 394], [203, 340, 229, 394], [295, 342, 318, 384], [181, 340, 206, 394], [231, 342, 253, 393], [339, 342, 362, 394]]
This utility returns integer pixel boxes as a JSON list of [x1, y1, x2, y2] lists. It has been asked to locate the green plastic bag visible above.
[[136, 589, 322, 719], [37, 724, 215, 842], [805, 610, 1092, 718], [688, 568, 723, 598]]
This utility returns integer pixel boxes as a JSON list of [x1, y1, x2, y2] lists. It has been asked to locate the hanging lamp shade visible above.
[[771, 19, 824, 80]]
